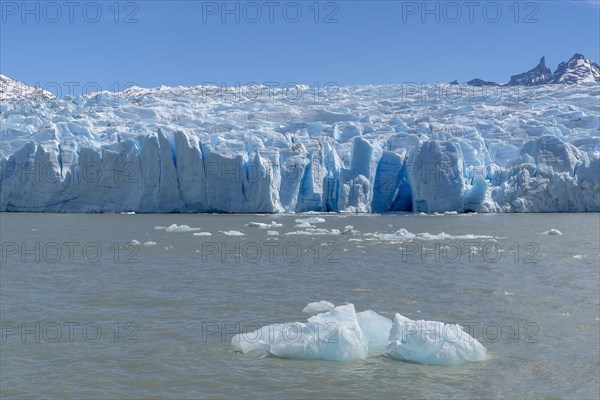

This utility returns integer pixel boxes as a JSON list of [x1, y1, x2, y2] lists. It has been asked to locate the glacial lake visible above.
[[1, 213, 598, 399]]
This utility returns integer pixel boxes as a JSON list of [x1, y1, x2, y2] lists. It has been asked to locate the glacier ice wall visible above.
[[1, 84, 599, 212]]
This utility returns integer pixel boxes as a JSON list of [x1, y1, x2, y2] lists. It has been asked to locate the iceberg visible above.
[[164, 224, 201, 233], [294, 217, 326, 224], [232, 304, 369, 361], [232, 302, 487, 365], [220, 230, 245, 236], [387, 314, 488, 365], [247, 221, 283, 228]]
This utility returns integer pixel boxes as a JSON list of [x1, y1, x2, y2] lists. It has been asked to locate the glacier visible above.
[[231, 302, 487, 365], [1, 82, 599, 213]]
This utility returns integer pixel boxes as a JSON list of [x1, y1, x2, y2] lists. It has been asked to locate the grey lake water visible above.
[[0, 213, 599, 399]]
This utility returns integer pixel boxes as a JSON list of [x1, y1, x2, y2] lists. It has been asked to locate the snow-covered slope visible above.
[[0, 81, 599, 213], [0, 74, 54, 101], [550, 53, 600, 84]]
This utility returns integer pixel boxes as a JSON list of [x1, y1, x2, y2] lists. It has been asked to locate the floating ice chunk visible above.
[[375, 229, 496, 242], [541, 229, 562, 235], [285, 228, 339, 236], [295, 217, 326, 224], [154, 226, 167, 230], [392, 228, 416, 238], [165, 224, 201, 233], [436, 233, 496, 240], [303, 300, 335, 314], [419, 232, 448, 240], [248, 222, 267, 228], [130, 239, 140, 245], [370, 228, 417, 240], [270, 304, 368, 361], [342, 225, 359, 235], [233, 304, 369, 361], [221, 230, 245, 236], [387, 314, 488, 365], [294, 222, 315, 228], [233, 303, 487, 364], [193, 232, 212, 236], [248, 221, 283, 229], [356, 310, 393, 351], [143, 241, 157, 246], [267, 231, 280, 236]]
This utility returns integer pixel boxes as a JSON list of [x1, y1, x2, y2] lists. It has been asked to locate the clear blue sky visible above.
[[1, 0, 599, 93]]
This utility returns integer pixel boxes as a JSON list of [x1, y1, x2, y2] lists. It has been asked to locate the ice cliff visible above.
[[0, 79, 598, 213]]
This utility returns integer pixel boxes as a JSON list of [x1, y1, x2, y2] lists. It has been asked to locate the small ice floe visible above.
[[302, 300, 335, 314], [285, 228, 340, 236], [573, 255, 584, 259], [294, 222, 314, 228], [373, 228, 496, 242], [295, 217, 326, 224], [444, 211, 458, 215], [247, 221, 283, 229], [130, 239, 140, 245], [120, 211, 135, 214], [559, 312, 570, 317], [143, 241, 157, 247], [504, 291, 514, 296], [165, 224, 201, 233], [391, 228, 416, 239], [193, 232, 212, 236], [342, 225, 359, 235], [267, 231, 280, 236], [541, 229, 562, 235], [221, 230, 245, 236]]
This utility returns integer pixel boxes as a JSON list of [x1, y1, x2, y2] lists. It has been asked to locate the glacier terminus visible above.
[[1, 55, 599, 213]]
